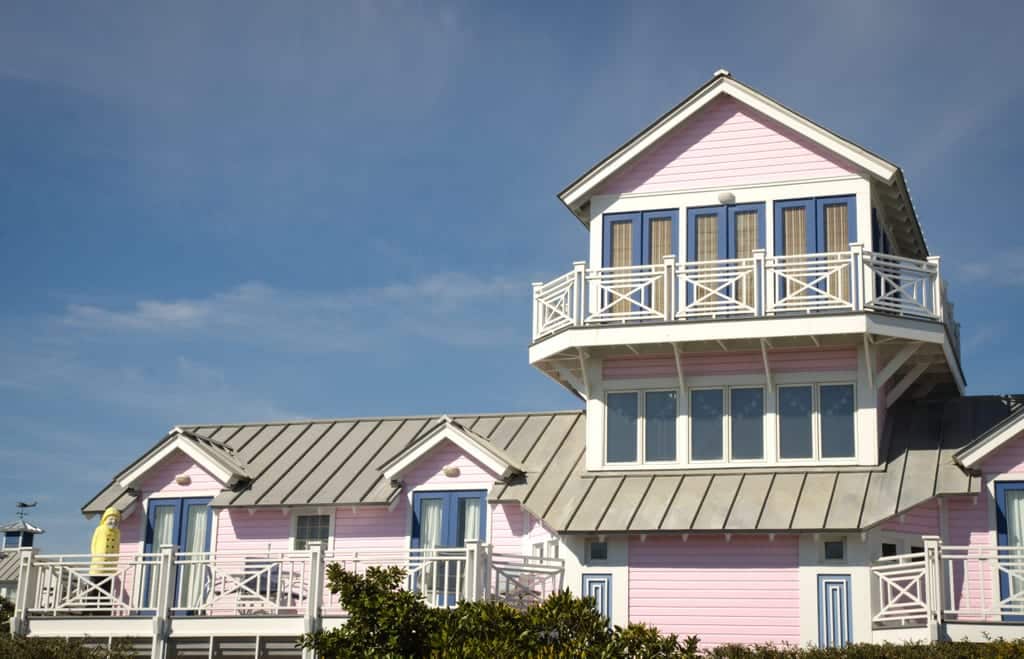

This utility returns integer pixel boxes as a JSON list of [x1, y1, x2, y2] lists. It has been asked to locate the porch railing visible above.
[[532, 245, 958, 354], [868, 537, 1024, 638], [10, 542, 565, 632]]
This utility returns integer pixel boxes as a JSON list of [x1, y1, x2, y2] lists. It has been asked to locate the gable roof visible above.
[[954, 399, 1024, 469], [381, 416, 525, 483], [116, 428, 249, 490], [82, 411, 583, 516], [0, 520, 44, 535], [558, 70, 928, 258]]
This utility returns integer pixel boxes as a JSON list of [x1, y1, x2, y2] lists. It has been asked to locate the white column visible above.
[[151, 544, 176, 659], [302, 542, 325, 659], [11, 546, 38, 636], [922, 535, 942, 642]]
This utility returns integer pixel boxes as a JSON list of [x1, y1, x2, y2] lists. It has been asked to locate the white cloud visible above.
[[62, 272, 526, 351], [955, 248, 1024, 286]]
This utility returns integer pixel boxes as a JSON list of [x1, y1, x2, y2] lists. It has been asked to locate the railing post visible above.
[[927, 256, 942, 320], [923, 535, 942, 642], [751, 249, 766, 317], [11, 546, 38, 636], [464, 540, 479, 602], [530, 281, 543, 340], [849, 243, 864, 311], [572, 260, 587, 326], [151, 544, 176, 659], [763, 252, 777, 315], [662, 255, 676, 321], [303, 542, 325, 659]]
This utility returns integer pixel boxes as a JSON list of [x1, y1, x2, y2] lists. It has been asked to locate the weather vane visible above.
[[15, 501, 37, 521]]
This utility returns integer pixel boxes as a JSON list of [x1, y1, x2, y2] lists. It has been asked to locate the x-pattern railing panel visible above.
[[535, 271, 578, 336], [587, 264, 668, 323], [29, 553, 159, 615], [864, 253, 937, 319], [677, 257, 757, 318], [871, 557, 929, 625], [769, 252, 854, 312]]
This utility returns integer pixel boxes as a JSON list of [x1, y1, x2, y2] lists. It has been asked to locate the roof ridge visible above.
[[178, 409, 584, 430]]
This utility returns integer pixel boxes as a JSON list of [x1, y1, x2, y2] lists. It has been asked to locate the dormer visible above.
[[530, 71, 963, 472]]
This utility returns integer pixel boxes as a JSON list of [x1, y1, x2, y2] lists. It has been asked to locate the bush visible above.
[[1, 595, 13, 636], [0, 634, 135, 659]]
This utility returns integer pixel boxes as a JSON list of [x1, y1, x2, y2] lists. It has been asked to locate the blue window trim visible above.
[[817, 573, 852, 648], [142, 497, 212, 614], [411, 490, 488, 549], [602, 210, 679, 267], [602, 212, 641, 267], [774, 196, 857, 255], [687, 204, 765, 261], [642, 209, 679, 264], [726, 203, 766, 257], [995, 481, 1024, 621], [582, 573, 613, 624]]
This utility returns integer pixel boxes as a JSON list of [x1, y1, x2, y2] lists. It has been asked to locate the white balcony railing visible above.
[[868, 538, 1024, 638], [532, 245, 960, 357], [9, 543, 565, 634]]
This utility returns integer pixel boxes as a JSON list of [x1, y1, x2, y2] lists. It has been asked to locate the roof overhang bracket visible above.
[[760, 339, 773, 391], [886, 361, 931, 408], [672, 343, 686, 394], [877, 342, 922, 388]]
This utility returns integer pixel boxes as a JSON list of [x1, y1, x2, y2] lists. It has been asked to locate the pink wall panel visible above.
[[603, 347, 857, 380], [216, 508, 291, 553], [944, 495, 992, 618], [979, 432, 1024, 475], [138, 449, 225, 498], [628, 535, 800, 646], [597, 96, 858, 196], [401, 439, 500, 491], [490, 503, 525, 555], [881, 499, 940, 535]]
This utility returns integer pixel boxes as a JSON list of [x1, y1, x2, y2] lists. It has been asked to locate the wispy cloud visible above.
[[955, 248, 1024, 286], [63, 272, 526, 350]]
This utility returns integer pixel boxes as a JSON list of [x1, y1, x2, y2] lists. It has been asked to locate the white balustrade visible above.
[[488, 552, 565, 609], [939, 545, 1024, 622], [870, 552, 929, 627], [532, 246, 957, 351]]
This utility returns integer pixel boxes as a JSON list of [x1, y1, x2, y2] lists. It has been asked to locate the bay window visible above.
[[778, 384, 856, 460]]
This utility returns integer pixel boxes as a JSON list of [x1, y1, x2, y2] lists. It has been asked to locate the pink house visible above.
[[12, 70, 1024, 657]]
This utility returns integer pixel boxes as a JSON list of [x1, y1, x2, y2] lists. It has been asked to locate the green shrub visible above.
[[0, 634, 135, 659], [1, 595, 13, 637]]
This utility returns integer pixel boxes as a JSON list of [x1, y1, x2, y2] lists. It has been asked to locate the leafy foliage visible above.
[[300, 565, 1024, 658], [0, 595, 12, 636], [0, 634, 136, 659]]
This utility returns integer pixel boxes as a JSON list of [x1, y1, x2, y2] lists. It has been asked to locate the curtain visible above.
[[460, 499, 481, 544], [420, 500, 443, 549], [696, 215, 718, 262], [735, 211, 758, 307], [147, 507, 176, 609], [783, 207, 807, 298], [610, 222, 633, 315], [824, 203, 850, 301], [180, 506, 208, 609], [649, 217, 672, 314]]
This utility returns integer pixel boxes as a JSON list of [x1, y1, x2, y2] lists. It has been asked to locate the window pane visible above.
[[691, 389, 724, 461], [295, 514, 330, 550], [824, 540, 845, 560], [731, 388, 764, 460], [820, 384, 855, 458], [457, 497, 481, 545], [779, 386, 813, 459], [645, 391, 677, 461], [606, 393, 638, 463]]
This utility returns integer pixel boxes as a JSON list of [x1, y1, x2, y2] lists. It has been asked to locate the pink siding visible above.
[[945, 495, 992, 616], [597, 96, 858, 196], [490, 504, 526, 555], [137, 449, 225, 497], [216, 508, 291, 553], [628, 535, 800, 646], [402, 439, 499, 491], [881, 500, 940, 535], [603, 347, 857, 380], [979, 431, 1024, 475]]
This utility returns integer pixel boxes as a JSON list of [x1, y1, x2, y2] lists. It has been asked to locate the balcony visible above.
[[8, 544, 564, 654], [532, 244, 961, 359]]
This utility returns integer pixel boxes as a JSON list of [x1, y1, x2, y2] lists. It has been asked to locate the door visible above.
[[411, 490, 487, 604], [144, 497, 212, 611], [602, 210, 678, 316], [686, 204, 764, 311], [774, 196, 856, 305], [817, 574, 852, 647], [996, 482, 1024, 620]]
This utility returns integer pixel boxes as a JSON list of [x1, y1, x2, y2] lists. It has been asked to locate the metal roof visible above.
[[83, 396, 1022, 532], [0, 520, 44, 534]]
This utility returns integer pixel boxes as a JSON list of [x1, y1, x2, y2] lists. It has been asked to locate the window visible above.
[[779, 384, 856, 460], [690, 386, 765, 462], [606, 390, 677, 464], [294, 514, 331, 550], [823, 539, 846, 561], [588, 540, 608, 562], [881, 542, 898, 558]]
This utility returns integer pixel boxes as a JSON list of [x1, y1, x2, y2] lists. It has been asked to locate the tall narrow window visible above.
[[645, 391, 677, 461], [294, 514, 331, 550], [691, 389, 724, 461], [606, 392, 639, 463], [734, 209, 759, 307], [647, 215, 674, 314], [822, 200, 850, 299], [820, 384, 855, 458], [779, 386, 813, 459], [731, 387, 765, 460], [609, 220, 634, 315]]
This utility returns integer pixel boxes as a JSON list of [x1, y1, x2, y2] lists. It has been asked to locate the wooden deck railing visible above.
[[532, 244, 959, 353]]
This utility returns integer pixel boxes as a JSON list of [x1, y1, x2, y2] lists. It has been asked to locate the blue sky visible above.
[[1, 1, 1022, 552]]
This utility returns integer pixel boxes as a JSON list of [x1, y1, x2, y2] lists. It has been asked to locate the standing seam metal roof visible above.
[[83, 397, 1022, 533]]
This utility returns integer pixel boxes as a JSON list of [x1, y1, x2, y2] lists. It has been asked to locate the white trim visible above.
[[955, 412, 1024, 469], [382, 420, 522, 482], [117, 433, 238, 489], [560, 76, 897, 211], [776, 382, 858, 462], [288, 508, 336, 552]]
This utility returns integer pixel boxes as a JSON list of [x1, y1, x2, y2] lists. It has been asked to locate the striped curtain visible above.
[[648, 217, 672, 314], [824, 203, 850, 301], [783, 207, 807, 298], [734, 211, 758, 307], [610, 222, 633, 315]]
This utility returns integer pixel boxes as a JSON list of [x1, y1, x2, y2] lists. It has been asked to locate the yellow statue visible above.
[[89, 507, 121, 576]]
